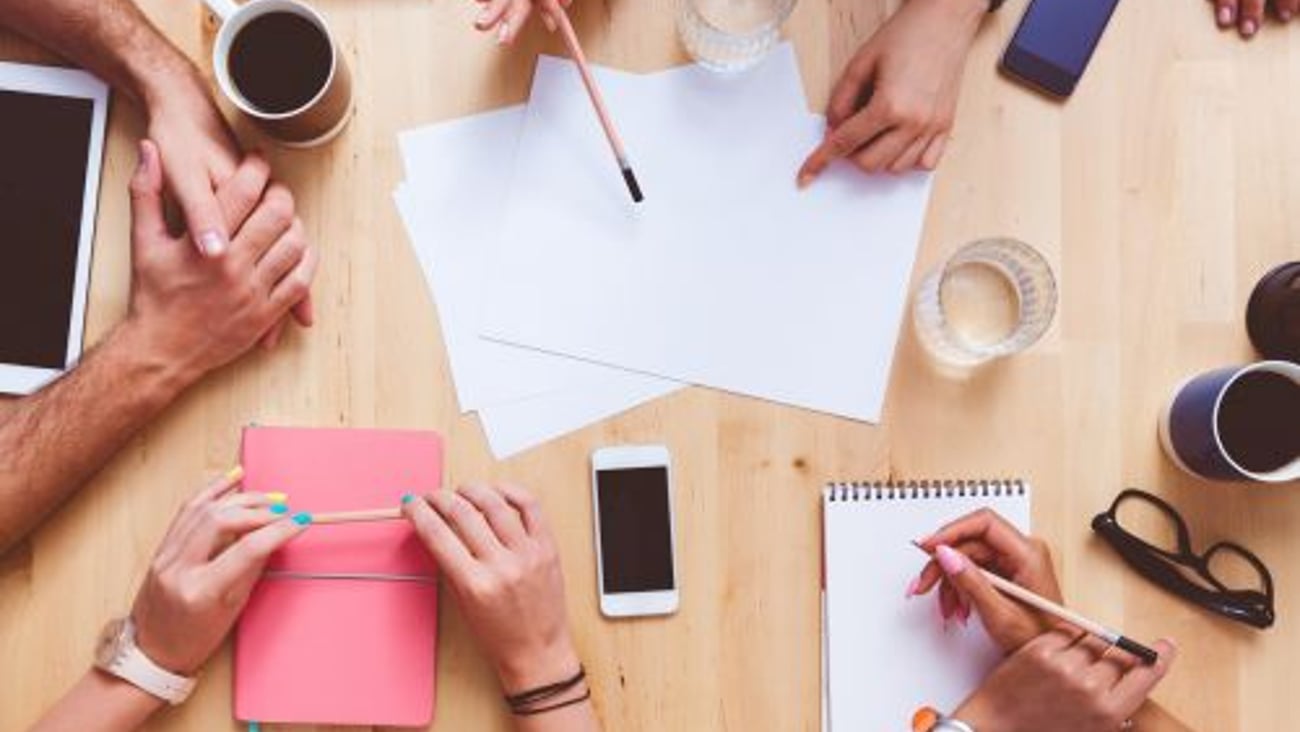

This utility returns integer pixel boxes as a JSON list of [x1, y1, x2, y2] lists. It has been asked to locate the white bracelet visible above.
[[933, 718, 977, 732]]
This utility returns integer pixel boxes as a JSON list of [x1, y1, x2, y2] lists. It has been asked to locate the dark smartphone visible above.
[[1000, 0, 1122, 99]]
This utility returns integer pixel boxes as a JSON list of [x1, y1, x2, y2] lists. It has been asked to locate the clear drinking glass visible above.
[[677, 0, 797, 73], [913, 238, 1058, 368]]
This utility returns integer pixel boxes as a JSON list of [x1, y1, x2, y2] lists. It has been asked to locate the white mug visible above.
[[204, 0, 353, 147]]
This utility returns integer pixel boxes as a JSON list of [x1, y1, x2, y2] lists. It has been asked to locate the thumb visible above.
[[129, 140, 169, 248], [936, 544, 1040, 652], [167, 159, 230, 258]]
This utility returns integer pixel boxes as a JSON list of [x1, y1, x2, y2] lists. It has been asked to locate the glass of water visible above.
[[912, 238, 1058, 369], [677, 0, 796, 73]]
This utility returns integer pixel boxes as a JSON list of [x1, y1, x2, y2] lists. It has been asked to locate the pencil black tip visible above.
[[1116, 636, 1159, 666], [622, 166, 644, 204]]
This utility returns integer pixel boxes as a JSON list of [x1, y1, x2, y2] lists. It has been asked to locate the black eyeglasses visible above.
[[1091, 489, 1275, 629]]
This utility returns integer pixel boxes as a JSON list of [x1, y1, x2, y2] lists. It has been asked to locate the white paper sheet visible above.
[[480, 54, 933, 422]]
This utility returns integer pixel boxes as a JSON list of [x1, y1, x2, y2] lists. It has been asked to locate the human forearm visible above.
[[31, 670, 165, 732], [513, 699, 601, 732], [0, 0, 200, 106], [0, 322, 193, 553]]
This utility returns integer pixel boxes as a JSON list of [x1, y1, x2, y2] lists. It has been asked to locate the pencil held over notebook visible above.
[[548, 3, 644, 204], [912, 542, 1159, 665], [312, 507, 404, 525]]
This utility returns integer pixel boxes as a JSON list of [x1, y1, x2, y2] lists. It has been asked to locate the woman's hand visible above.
[[403, 484, 580, 694], [910, 508, 1062, 652], [798, 0, 985, 184], [131, 469, 308, 674], [472, 0, 574, 45], [954, 627, 1177, 732], [1208, 0, 1296, 38]]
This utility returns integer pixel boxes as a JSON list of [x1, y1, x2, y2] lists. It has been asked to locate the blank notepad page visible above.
[[823, 481, 1031, 731]]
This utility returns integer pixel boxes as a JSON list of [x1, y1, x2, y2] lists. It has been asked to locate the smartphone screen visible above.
[[1003, 0, 1121, 97], [596, 467, 675, 594]]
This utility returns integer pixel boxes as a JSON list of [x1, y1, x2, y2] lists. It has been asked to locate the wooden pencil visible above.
[[911, 542, 1158, 665], [548, 3, 644, 204], [311, 507, 403, 525]]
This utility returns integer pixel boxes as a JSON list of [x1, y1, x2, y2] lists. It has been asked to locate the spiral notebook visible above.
[[822, 480, 1031, 732]]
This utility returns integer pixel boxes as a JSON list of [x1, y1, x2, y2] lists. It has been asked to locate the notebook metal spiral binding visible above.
[[825, 479, 1027, 502]]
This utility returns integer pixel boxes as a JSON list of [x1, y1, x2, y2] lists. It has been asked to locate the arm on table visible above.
[[0, 140, 316, 555], [29, 672, 165, 732]]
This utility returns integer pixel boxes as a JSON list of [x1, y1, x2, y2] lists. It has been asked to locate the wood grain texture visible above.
[[1, 0, 1295, 729]]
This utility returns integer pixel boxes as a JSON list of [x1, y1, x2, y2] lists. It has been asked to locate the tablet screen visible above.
[[0, 89, 95, 369]]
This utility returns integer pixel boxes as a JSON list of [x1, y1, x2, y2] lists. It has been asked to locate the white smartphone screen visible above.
[[595, 467, 675, 594]]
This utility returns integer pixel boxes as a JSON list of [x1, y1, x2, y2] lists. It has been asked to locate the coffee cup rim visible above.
[[212, 0, 339, 121], [1210, 360, 1300, 483]]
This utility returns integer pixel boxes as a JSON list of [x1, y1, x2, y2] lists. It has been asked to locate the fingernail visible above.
[[401, 493, 415, 504], [476, 7, 493, 24], [497, 21, 511, 44], [1242, 19, 1258, 35], [250, 722, 261, 732], [957, 601, 972, 627], [226, 465, 245, 482], [270, 503, 289, 515], [199, 230, 227, 257], [136, 141, 148, 173], [292, 512, 313, 526], [1218, 5, 1233, 24], [266, 491, 288, 504], [1283, 10, 1294, 20], [905, 577, 920, 599], [797, 172, 814, 189], [936, 545, 967, 576]]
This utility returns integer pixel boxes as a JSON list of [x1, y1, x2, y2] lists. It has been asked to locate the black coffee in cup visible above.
[[228, 11, 332, 115], [1217, 370, 1300, 474]]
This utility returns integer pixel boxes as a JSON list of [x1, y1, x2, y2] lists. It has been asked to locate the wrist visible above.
[[919, 0, 988, 33], [136, 58, 210, 119], [106, 320, 204, 405], [89, 666, 170, 714], [953, 697, 998, 732], [496, 638, 583, 696]]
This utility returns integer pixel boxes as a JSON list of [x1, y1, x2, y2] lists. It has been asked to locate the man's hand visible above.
[[798, 0, 984, 185], [472, 0, 572, 44], [123, 139, 318, 385]]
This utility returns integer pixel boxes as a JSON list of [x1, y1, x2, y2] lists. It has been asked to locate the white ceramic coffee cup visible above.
[[203, 0, 353, 147]]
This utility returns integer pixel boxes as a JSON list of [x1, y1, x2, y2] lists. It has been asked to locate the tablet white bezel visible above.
[[0, 61, 109, 396]]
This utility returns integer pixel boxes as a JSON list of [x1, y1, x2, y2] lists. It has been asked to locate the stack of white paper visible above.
[[395, 44, 933, 459]]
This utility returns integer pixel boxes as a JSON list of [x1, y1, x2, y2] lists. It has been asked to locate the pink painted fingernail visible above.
[[936, 545, 967, 576], [199, 230, 227, 257], [905, 577, 920, 599], [1282, 10, 1294, 21], [1218, 5, 1233, 24], [497, 21, 511, 44], [1242, 19, 1258, 36], [957, 601, 972, 627]]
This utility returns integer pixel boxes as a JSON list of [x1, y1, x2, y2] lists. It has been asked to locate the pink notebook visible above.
[[234, 426, 442, 727]]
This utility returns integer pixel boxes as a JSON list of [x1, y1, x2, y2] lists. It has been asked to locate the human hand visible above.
[[403, 484, 580, 694], [131, 469, 308, 674], [798, 0, 984, 184], [1208, 0, 1295, 38], [123, 140, 318, 386], [472, 0, 573, 44], [910, 509, 1062, 652], [953, 627, 1177, 732], [144, 80, 240, 257]]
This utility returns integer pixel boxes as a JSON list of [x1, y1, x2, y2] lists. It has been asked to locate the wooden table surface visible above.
[[3, 0, 1298, 729]]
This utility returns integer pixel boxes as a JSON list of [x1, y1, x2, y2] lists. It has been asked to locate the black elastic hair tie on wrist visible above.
[[505, 665, 587, 713], [511, 689, 592, 717]]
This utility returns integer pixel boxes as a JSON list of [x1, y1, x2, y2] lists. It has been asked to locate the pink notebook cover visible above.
[[234, 426, 442, 727]]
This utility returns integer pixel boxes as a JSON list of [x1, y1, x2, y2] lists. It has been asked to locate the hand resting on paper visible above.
[[798, 0, 985, 185], [30, 471, 308, 731], [403, 484, 601, 731], [472, 0, 574, 45], [910, 509, 1180, 732]]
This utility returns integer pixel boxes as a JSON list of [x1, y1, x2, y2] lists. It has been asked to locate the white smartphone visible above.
[[591, 445, 679, 618]]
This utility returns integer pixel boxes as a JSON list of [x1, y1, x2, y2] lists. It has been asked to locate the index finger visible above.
[[797, 103, 892, 187], [204, 517, 309, 600], [919, 508, 1034, 563], [403, 495, 478, 581]]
